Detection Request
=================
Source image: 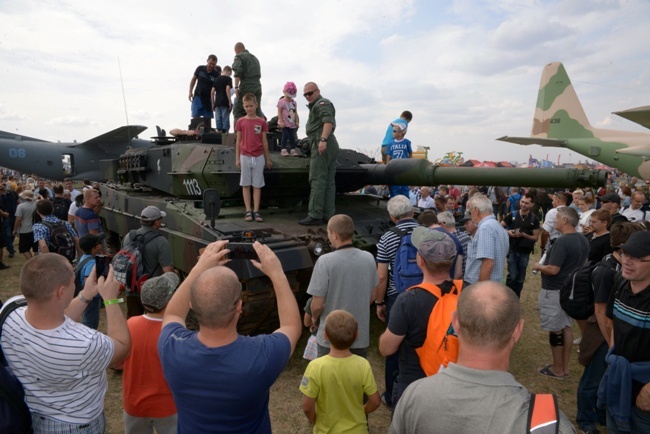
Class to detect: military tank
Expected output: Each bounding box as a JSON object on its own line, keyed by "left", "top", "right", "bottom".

{"left": 99, "top": 130, "right": 607, "bottom": 334}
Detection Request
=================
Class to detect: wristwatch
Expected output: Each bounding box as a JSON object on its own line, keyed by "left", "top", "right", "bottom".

{"left": 320, "top": 137, "right": 327, "bottom": 142}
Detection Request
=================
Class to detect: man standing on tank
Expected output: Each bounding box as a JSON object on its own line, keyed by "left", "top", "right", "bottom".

{"left": 188, "top": 54, "right": 220, "bottom": 129}
{"left": 299, "top": 83, "right": 339, "bottom": 226}
{"left": 232, "top": 42, "right": 262, "bottom": 123}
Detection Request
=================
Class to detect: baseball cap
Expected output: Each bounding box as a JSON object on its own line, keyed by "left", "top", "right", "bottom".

{"left": 140, "top": 272, "right": 180, "bottom": 312}
{"left": 410, "top": 226, "right": 457, "bottom": 263}
{"left": 618, "top": 231, "right": 650, "bottom": 259}
{"left": 599, "top": 192, "right": 621, "bottom": 204}
{"left": 283, "top": 81, "right": 297, "bottom": 98}
{"left": 79, "top": 233, "right": 106, "bottom": 253}
{"left": 140, "top": 206, "right": 166, "bottom": 222}
{"left": 391, "top": 119, "right": 408, "bottom": 132}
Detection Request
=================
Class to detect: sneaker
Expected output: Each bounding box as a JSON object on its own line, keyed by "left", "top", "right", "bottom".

{"left": 290, "top": 149, "right": 299, "bottom": 156}
{"left": 0, "top": 263, "right": 9, "bottom": 270}
{"left": 380, "top": 392, "right": 392, "bottom": 409}
{"left": 281, "top": 149, "right": 289, "bottom": 157}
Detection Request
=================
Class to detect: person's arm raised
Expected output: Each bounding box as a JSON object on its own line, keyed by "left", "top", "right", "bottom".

{"left": 250, "top": 241, "right": 301, "bottom": 354}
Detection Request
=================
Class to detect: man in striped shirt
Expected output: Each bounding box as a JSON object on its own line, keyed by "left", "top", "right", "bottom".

{"left": 375, "top": 195, "right": 418, "bottom": 409}
{"left": 1, "top": 253, "right": 130, "bottom": 432}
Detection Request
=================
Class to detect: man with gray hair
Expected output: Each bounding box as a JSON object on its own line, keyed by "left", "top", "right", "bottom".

{"left": 379, "top": 227, "right": 464, "bottom": 407}
{"left": 437, "top": 211, "right": 470, "bottom": 276}
{"left": 122, "top": 205, "right": 174, "bottom": 317}
{"left": 389, "top": 281, "right": 575, "bottom": 433}
{"left": 465, "top": 194, "right": 509, "bottom": 284}
{"left": 159, "top": 241, "right": 302, "bottom": 433}
{"left": 374, "top": 194, "right": 418, "bottom": 409}
{"left": 533, "top": 207, "right": 588, "bottom": 379}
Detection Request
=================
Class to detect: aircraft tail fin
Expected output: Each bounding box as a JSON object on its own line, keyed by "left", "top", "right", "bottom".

{"left": 531, "top": 62, "right": 594, "bottom": 140}
{"left": 76, "top": 125, "right": 148, "bottom": 151}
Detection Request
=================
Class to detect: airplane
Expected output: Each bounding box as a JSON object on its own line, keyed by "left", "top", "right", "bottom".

{"left": 0, "top": 125, "right": 153, "bottom": 181}
{"left": 498, "top": 62, "right": 650, "bottom": 180}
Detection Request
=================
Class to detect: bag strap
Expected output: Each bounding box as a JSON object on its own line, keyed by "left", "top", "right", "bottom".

{"left": 75, "top": 255, "right": 94, "bottom": 274}
{"left": 408, "top": 280, "right": 464, "bottom": 298}
{"left": 527, "top": 393, "right": 559, "bottom": 434}
{"left": 389, "top": 226, "right": 407, "bottom": 238}
{"left": 0, "top": 297, "right": 28, "bottom": 366}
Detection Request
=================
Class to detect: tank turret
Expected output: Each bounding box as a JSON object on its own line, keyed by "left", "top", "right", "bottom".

{"left": 100, "top": 132, "right": 606, "bottom": 334}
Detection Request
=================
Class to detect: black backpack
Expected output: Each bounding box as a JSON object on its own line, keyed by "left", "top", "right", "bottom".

{"left": 42, "top": 220, "right": 76, "bottom": 261}
{"left": 560, "top": 258, "right": 617, "bottom": 320}
{"left": 52, "top": 197, "right": 71, "bottom": 221}
{"left": 0, "top": 297, "right": 33, "bottom": 434}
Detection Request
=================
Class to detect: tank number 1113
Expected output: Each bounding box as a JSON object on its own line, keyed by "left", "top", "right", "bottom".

{"left": 182, "top": 178, "right": 202, "bottom": 196}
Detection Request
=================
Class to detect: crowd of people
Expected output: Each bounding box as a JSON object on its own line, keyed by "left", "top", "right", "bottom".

{"left": 2, "top": 165, "right": 650, "bottom": 432}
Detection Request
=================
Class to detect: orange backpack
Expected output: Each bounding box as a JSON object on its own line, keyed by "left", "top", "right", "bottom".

{"left": 410, "top": 280, "right": 464, "bottom": 376}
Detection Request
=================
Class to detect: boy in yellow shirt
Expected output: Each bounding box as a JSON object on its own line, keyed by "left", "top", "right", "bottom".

{"left": 299, "top": 310, "right": 380, "bottom": 433}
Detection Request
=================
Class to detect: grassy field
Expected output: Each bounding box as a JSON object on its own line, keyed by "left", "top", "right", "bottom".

{"left": 0, "top": 247, "right": 585, "bottom": 433}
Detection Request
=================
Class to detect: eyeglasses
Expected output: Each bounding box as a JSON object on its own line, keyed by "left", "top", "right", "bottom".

{"left": 619, "top": 251, "right": 650, "bottom": 263}
{"left": 303, "top": 90, "right": 318, "bottom": 97}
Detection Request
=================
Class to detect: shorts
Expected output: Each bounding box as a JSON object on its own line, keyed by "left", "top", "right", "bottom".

{"left": 239, "top": 154, "right": 266, "bottom": 188}
{"left": 18, "top": 232, "right": 37, "bottom": 253}
{"left": 538, "top": 288, "right": 573, "bottom": 332}
{"left": 191, "top": 96, "right": 214, "bottom": 118}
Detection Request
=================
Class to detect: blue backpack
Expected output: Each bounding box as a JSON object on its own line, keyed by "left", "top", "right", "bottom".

{"left": 390, "top": 227, "right": 423, "bottom": 293}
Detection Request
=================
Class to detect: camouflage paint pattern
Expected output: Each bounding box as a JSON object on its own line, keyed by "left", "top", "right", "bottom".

{"left": 499, "top": 62, "right": 650, "bottom": 180}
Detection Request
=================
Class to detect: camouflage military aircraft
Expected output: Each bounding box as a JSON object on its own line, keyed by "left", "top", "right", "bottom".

{"left": 0, "top": 125, "right": 152, "bottom": 180}
{"left": 498, "top": 62, "right": 650, "bottom": 180}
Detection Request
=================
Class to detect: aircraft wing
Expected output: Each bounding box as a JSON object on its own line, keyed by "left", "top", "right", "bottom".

{"left": 0, "top": 130, "right": 50, "bottom": 142}
{"left": 74, "top": 125, "right": 148, "bottom": 150}
{"left": 613, "top": 106, "right": 650, "bottom": 130}
{"left": 497, "top": 136, "right": 567, "bottom": 147}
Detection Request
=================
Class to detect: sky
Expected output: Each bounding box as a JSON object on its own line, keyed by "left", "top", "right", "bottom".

{"left": 1, "top": 0, "right": 649, "bottom": 165}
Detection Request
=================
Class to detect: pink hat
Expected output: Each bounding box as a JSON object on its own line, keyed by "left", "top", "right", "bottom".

{"left": 283, "top": 81, "right": 297, "bottom": 98}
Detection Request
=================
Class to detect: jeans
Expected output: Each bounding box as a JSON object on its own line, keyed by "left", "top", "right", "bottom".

{"left": 505, "top": 250, "right": 531, "bottom": 298}
{"left": 384, "top": 292, "right": 399, "bottom": 407}
{"left": 577, "top": 343, "right": 608, "bottom": 431}
{"left": 3, "top": 218, "right": 15, "bottom": 254}
{"left": 214, "top": 106, "right": 230, "bottom": 132}
{"left": 82, "top": 294, "right": 102, "bottom": 330}
{"left": 607, "top": 406, "right": 650, "bottom": 433}
{"left": 280, "top": 127, "right": 297, "bottom": 150}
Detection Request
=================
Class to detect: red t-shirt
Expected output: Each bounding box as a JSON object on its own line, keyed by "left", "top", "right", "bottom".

{"left": 123, "top": 315, "right": 177, "bottom": 418}
{"left": 235, "top": 116, "right": 268, "bottom": 157}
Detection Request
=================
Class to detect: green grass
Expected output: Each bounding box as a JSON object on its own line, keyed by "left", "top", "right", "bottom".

{"left": 0, "top": 247, "right": 582, "bottom": 433}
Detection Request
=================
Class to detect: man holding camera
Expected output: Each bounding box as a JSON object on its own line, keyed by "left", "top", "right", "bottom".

{"left": 501, "top": 192, "right": 540, "bottom": 298}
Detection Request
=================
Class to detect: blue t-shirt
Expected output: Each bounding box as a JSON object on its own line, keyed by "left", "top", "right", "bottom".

{"left": 158, "top": 323, "right": 291, "bottom": 434}
{"left": 382, "top": 118, "right": 408, "bottom": 147}
{"left": 387, "top": 138, "right": 412, "bottom": 160}
{"left": 509, "top": 193, "right": 521, "bottom": 214}
{"left": 78, "top": 253, "right": 96, "bottom": 286}
{"left": 74, "top": 207, "right": 102, "bottom": 238}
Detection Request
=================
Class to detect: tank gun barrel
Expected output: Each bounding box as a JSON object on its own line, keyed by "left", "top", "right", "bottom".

{"left": 360, "top": 158, "right": 607, "bottom": 188}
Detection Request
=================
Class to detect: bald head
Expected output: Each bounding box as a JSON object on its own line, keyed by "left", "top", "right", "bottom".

{"left": 191, "top": 266, "right": 242, "bottom": 329}
{"left": 234, "top": 42, "right": 245, "bottom": 53}
{"left": 456, "top": 281, "right": 521, "bottom": 351}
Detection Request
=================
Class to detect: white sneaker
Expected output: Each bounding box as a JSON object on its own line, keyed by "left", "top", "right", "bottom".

{"left": 281, "top": 149, "right": 289, "bottom": 157}
{"left": 290, "top": 149, "right": 299, "bottom": 156}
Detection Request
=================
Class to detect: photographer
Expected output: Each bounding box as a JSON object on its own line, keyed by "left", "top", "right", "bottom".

{"left": 501, "top": 192, "right": 540, "bottom": 298}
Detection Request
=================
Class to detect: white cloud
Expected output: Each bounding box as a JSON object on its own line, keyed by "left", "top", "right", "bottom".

{"left": 1, "top": 0, "right": 649, "bottom": 167}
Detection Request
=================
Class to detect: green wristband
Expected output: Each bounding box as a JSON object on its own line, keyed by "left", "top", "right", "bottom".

{"left": 103, "top": 298, "right": 124, "bottom": 306}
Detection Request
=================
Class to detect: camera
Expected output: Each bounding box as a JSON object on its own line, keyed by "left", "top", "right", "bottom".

{"left": 95, "top": 255, "right": 111, "bottom": 278}
{"left": 228, "top": 242, "right": 258, "bottom": 260}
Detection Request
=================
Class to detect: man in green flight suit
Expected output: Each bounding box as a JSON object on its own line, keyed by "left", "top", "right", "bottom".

{"left": 299, "top": 82, "right": 339, "bottom": 226}
{"left": 232, "top": 42, "right": 262, "bottom": 123}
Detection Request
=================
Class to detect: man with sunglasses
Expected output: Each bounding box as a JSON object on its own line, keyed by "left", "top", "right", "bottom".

{"left": 600, "top": 230, "right": 650, "bottom": 433}
{"left": 299, "top": 83, "right": 339, "bottom": 226}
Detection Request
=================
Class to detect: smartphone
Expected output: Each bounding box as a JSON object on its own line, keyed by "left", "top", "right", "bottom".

{"left": 95, "top": 255, "right": 111, "bottom": 278}
{"left": 228, "top": 242, "right": 258, "bottom": 260}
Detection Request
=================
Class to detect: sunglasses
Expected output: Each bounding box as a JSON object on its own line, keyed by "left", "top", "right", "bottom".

{"left": 392, "top": 129, "right": 400, "bottom": 133}
{"left": 303, "top": 90, "right": 318, "bottom": 97}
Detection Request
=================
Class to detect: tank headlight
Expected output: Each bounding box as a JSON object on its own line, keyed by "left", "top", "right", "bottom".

{"left": 313, "top": 242, "right": 324, "bottom": 256}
